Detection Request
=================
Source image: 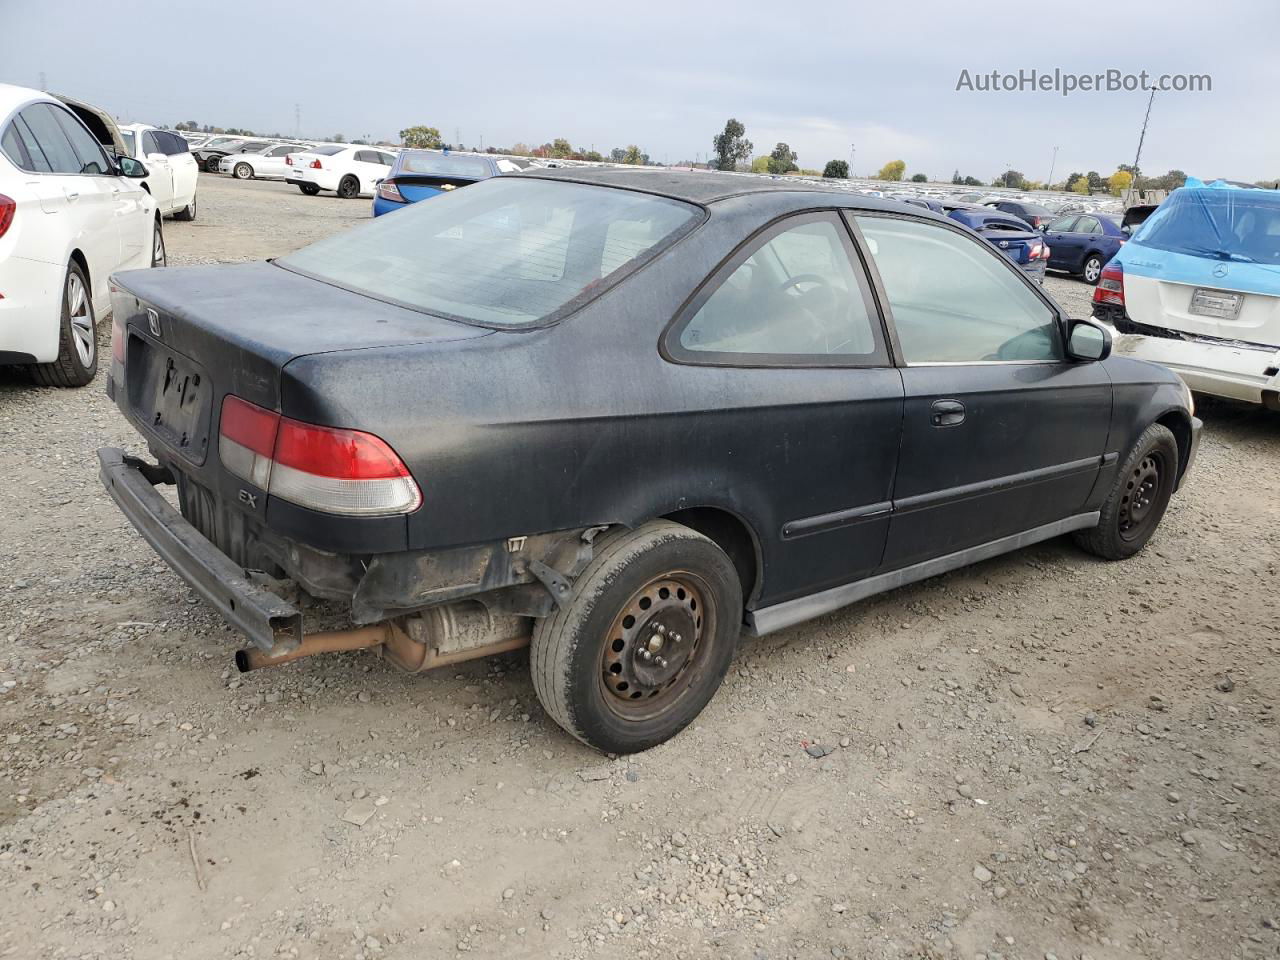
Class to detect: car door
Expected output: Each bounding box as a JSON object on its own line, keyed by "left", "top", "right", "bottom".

{"left": 257, "top": 144, "right": 291, "bottom": 178}
{"left": 161, "top": 132, "right": 198, "bottom": 207}
{"left": 140, "top": 130, "right": 174, "bottom": 213}
{"left": 1042, "top": 215, "right": 1079, "bottom": 270}
{"left": 851, "top": 212, "right": 1111, "bottom": 571}
{"left": 1070, "top": 216, "right": 1106, "bottom": 270}
{"left": 18, "top": 104, "right": 120, "bottom": 301}
{"left": 664, "top": 212, "right": 903, "bottom": 601}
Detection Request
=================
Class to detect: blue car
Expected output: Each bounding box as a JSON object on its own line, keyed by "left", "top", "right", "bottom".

{"left": 1041, "top": 212, "right": 1127, "bottom": 285}
{"left": 946, "top": 208, "right": 1050, "bottom": 282}
{"left": 372, "top": 151, "right": 534, "bottom": 216}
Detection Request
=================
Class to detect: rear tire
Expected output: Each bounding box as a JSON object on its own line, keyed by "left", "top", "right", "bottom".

{"left": 337, "top": 175, "right": 360, "bottom": 199}
{"left": 530, "top": 521, "right": 742, "bottom": 753}
{"left": 152, "top": 219, "right": 167, "bottom": 267}
{"left": 174, "top": 193, "right": 197, "bottom": 221}
{"left": 1082, "top": 254, "right": 1103, "bottom": 285}
{"left": 233, "top": 162, "right": 252, "bottom": 180}
{"left": 1074, "top": 423, "right": 1178, "bottom": 560}
{"left": 30, "top": 261, "right": 96, "bottom": 388}
{"left": 299, "top": 183, "right": 321, "bottom": 196}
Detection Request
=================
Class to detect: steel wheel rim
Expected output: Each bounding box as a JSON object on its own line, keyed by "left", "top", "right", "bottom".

{"left": 1085, "top": 259, "right": 1101, "bottom": 282}
{"left": 1118, "top": 452, "right": 1165, "bottom": 542}
{"left": 153, "top": 227, "right": 165, "bottom": 266}
{"left": 599, "top": 571, "right": 714, "bottom": 722}
{"left": 341, "top": 178, "right": 356, "bottom": 197}
{"left": 67, "top": 273, "right": 94, "bottom": 368}
{"left": 236, "top": 164, "right": 249, "bottom": 179}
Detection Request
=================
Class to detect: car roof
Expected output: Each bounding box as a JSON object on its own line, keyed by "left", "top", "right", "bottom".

{"left": 517, "top": 165, "right": 918, "bottom": 208}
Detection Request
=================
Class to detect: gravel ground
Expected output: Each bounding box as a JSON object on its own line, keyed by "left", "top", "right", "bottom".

{"left": 1, "top": 174, "right": 1277, "bottom": 960}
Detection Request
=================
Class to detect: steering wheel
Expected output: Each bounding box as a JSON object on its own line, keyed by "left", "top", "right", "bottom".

{"left": 778, "top": 273, "right": 831, "bottom": 295}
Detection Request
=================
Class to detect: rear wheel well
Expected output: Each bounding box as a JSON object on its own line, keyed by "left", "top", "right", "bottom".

{"left": 1156, "top": 409, "right": 1192, "bottom": 482}
{"left": 661, "top": 507, "right": 760, "bottom": 604}
{"left": 68, "top": 249, "right": 88, "bottom": 286}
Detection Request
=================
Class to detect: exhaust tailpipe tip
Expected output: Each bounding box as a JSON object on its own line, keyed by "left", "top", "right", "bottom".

{"left": 234, "top": 649, "right": 253, "bottom": 673}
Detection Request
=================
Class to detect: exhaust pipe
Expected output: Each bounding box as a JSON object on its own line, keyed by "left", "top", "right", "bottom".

{"left": 234, "top": 624, "right": 390, "bottom": 673}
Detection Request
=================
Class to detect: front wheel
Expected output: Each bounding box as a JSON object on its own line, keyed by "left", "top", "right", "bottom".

{"left": 1075, "top": 422, "right": 1179, "bottom": 560}
{"left": 530, "top": 521, "right": 742, "bottom": 753}
{"left": 337, "top": 175, "right": 360, "bottom": 199}
{"left": 1082, "top": 254, "right": 1103, "bottom": 285}
{"left": 152, "top": 219, "right": 167, "bottom": 267}
{"left": 233, "top": 162, "right": 252, "bottom": 180}
{"left": 298, "top": 183, "right": 321, "bottom": 196}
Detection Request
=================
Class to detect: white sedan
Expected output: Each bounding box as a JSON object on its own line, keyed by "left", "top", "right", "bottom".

{"left": 119, "top": 123, "right": 198, "bottom": 220}
{"left": 219, "top": 143, "right": 312, "bottom": 181}
{"left": 0, "top": 84, "right": 162, "bottom": 386}
{"left": 286, "top": 145, "right": 396, "bottom": 198}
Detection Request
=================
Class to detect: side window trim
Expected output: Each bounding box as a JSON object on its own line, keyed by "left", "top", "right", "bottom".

{"left": 661, "top": 210, "right": 890, "bottom": 369}
{"left": 843, "top": 210, "right": 1067, "bottom": 368}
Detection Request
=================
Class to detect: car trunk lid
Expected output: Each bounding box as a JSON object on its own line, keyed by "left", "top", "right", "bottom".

{"left": 390, "top": 175, "right": 483, "bottom": 203}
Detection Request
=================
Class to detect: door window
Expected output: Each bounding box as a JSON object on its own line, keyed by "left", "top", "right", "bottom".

{"left": 375, "top": 152, "right": 395, "bottom": 166}
{"left": 16, "top": 105, "right": 82, "bottom": 173}
{"left": 1046, "top": 216, "right": 1077, "bottom": 232}
{"left": 142, "top": 131, "right": 161, "bottom": 156}
{"left": 668, "top": 215, "right": 886, "bottom": 365}
{"left": 1075, "top": 217, "right": 1103, "bottom": 235}
{"left": 855, "top": 215, "right": 1061, "bottom": 364}
{"left": 49, "top": 106, "right": 111, "bottom": 174}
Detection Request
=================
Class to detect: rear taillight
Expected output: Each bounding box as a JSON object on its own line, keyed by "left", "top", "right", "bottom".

{"left": 0, "top": 194, "right": 15, "bottom": 240}
{"left": 1094, "top": 263, "right": 1125, "bottom": 306}
{"left": 377, "top": 179, "right": 405, "bottom": 203}
{"left": 285, "top": 155, "right": 293, "bottom": 166}
{"left": 309, "top": 159, "right": 322, "bottom": 169}
{"left": 111, "top": 316, "right": 125, "bottom": 364}
{"left": 218, "top": 395, "right": 421, "bottom": 516}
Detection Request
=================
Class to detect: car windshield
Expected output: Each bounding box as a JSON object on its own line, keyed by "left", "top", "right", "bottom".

{"left": 119, "top": 130, "right": 135, "bottom": 156}
{"left": 278, "top": 177, "right": 700, "bottom": 328}
{"left": 1135, "top": 189, "right": 1280, "bottom": 266}
{"left": 400, "top": 151, "right": 492, "bottom": 178}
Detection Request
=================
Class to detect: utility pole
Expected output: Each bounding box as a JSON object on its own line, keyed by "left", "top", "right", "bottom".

{"left": 294, "top": 103, "right": 301, "bottom": 138}
{"left": 850, "top": 143, "right": 855, "bottom": 174}
{"left": 1047, "top": 145, "right": 1059, "bottom": 189}
{"left": 455, "top": 127, "right": 461, "bottom": 148}
{"left": 38, "top": 71, "right": 47, "bottom": 91}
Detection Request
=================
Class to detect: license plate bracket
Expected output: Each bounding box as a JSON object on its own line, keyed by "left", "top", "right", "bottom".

{"left": 127, "top": 333, "right": 212, "bottom": 465}
{"left": 1190, "top": 287, "right": 1244, "bottom": 320}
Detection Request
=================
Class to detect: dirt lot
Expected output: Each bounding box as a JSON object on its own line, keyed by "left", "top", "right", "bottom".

{"left": 1, "top": 173, "right": 1277, "bottom": 960}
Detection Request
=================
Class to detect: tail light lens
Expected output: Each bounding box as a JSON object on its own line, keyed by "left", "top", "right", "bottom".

{"left": 0, "top": 194, "right": 15, "bottom": 239}
{"left": 110, "top": 316, "right": 126, "bottom": 364}
{"left": 377, "top": 179, "right": 405, "bottom": 203}
{"left": 285, "top": 155, "right": 293, "bottom": 166}
{"left": 218, "top": 395, "right": 421, "bottom": 515}
{"left": 309, "top": 159, "right": 322, "bottom": 169}
{"left": 1094, "top": 263, "right": 1125, "bottom": 306}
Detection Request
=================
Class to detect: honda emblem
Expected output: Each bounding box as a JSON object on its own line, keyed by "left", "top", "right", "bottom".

{"left": 146, "top": 308, "right": 162, "bottom": 338}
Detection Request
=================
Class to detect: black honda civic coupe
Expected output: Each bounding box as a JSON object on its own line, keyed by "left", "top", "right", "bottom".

{"left": 99, "top": 167, "right": 1200, "bottom": 753}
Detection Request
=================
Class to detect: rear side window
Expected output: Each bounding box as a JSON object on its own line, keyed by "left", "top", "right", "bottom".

{"left": 311, "top": 145, "right": 346, "bottom": 156}
{"left": 856, "top": 215, "right": 1060, "bottom": 364}
{"left": 16, "top": 105, "right": 82, "bottom": 173}
{"left": 669, "top": 215, "right": 885, "bottom": 365}
{"left": 141, "top": 131, "right": 161, "bottom": 156}
{"left": 1076, "top": 217, "right": 1103, "bottom": 234}
{"left": 50, "top": 106, "right": 111, "bottom": 174}
{"left": 1, "top": 121, "right": 33, "bottom": 169}
{"left": 278, "top": 177, "right": 700, "bottom": 328}
{"left": 158, "top": 132, "right": 189, "bottom": 155}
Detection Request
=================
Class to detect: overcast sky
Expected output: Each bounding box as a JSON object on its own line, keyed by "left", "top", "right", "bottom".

{"left": 5, "top": 0, "right": 1277, "bottom": 182}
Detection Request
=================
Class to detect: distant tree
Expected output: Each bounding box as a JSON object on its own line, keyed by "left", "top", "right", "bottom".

{"left": 400, "top": 126, "right": 443, "bottom": 149}
{"left": 711, "top": 118, "right": 752, "bottom": 171}
{"left": 1108, "top": 170, "right": 1134, "bottom": 196}
{"left": 751, "top": 156, "right": 770, "bottom": 173}
{"left": 876, "top": 159, "right": 906, "bottom": 181}
{"left": 351, "top": 138, "right": 369, "bottom": 145}
{"left": 510, "top": 142, "right": 531, "bottom": 156}
{"left": 767, "top": 142, "right": 798, "bottom": 175}
{"left": 1086, "top": 170, "right": 1104, "bottom": 191}
{"left": 1064, "top": 172, "right": 1085, "bottom": 192}
{"left": 582, "top": 150, "right": 603, "bottom": 162}
{"left": 962, "top": 175, "right": 983, "bottom": 187}
{"left": 549, "top": 138, "right": 573, "bottom": 159}
{"left": 823, "top": 159, "right": 849, "bottom": 179}
{"left": 1072, "top": 177, "right": 1091, "bottom": 195}
{"left": 996, "top": 169, "right": 1026, "bottom": 189}
{"left": 1154, "top": 169, "right": 1187, "bottom": 191}
{"left": 910, "top": 172, "right": 928, "bottom": 182}
{"left": 331, "top": 133, "right": 345, "bottom": 143}
{"left": 951, "top": 169, "right": 963, "bottom": 185}
{"left": 622, "top": 145, "right": 645, "bottom": 165}
{"left": 609, "top": 147, "right": 627, "bottom": 163}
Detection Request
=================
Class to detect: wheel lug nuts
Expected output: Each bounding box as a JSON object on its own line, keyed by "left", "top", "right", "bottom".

{"left": 655, "top": 657, "right": 668, "bottom": 669}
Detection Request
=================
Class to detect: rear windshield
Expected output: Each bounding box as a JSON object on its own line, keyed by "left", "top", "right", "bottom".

{"left": 120, "top": 130, "right": 136, "bottom": 156}
{"left": 310, "top": 145, "right": 347, "bottom": 156}
{"left": 400, "top": 151, "right": 492, "bottom": 178}
{"left": 278, "top": 177, "right": 700, "bottom": 328}
{"left": 1135, "top": 189, "right": 1280, "bottom": 266}
{"left": 1019, "top": 203, "right": 1052, "bottom": 215}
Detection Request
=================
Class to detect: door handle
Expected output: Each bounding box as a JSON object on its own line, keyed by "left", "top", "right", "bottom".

{"left": 930, "top": 399, "right": 966, "bottom": 427}
{"left": 65, "top": 190, "right": 80, "bottom": 201}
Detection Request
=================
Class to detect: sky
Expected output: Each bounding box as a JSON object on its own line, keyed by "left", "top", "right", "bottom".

{"left": 4, "top": 0, "right": 1278, "bottom": 182}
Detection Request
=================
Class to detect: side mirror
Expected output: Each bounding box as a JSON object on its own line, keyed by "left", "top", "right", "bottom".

{"left": 117, "top": 156, "right": 149, "bottom": 179}
{"left": 1067, "top": 318, "right": 1111, "bottom": 361}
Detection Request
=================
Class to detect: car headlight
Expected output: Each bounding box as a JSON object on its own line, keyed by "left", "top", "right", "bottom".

{"left": 1180, "top": 378, "right": 1195, "bottom": 417}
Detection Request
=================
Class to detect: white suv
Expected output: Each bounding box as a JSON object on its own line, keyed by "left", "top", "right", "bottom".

{"left": 119, "top": 124, "right": 198, "bottom": 220}
{"left": 0, "top": 84, "right": 161, "bottom": 386}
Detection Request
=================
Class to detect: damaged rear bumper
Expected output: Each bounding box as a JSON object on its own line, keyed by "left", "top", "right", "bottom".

{"left": 98, "top": 447, "right": 303, "bottom": 651}
{"left": 1111, "top": 331, "right": 1280, "bottom": 407}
